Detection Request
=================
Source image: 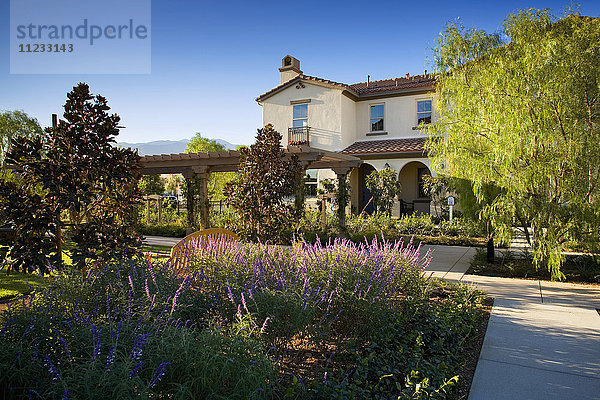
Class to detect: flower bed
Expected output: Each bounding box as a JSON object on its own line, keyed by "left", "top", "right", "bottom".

{"left": 0, "top": 237, "right": 486, "bottom": 399}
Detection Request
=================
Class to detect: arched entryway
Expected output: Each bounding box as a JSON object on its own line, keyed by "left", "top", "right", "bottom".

{"left": 358, "top": 163, "right": 376, "bottom": 215}
{"left": 398, "top": 161, "right": 431, "bottom": 215}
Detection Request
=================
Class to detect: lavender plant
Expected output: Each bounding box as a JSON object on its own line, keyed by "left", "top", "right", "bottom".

{"left": 0, "top": 236, "right": 484, "bottom": 400}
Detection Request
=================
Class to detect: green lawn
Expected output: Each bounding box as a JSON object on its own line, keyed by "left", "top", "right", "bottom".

{"left": 0, "top": 271, "right": 47, "bottom": 301}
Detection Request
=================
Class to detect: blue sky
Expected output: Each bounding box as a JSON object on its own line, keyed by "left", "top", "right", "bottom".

{"left": 1, "top": 0, "right": 599, "bottom": 145}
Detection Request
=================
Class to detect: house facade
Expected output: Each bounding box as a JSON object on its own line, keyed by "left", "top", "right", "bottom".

{"left": 257, "top": 55, "right": 437, "bottom": 216}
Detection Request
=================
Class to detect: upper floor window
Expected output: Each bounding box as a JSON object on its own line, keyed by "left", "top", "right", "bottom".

{"left": 417, "top": 100, "right": 432, "bottom": 125}
{"left": 370, "top": 104, "right": 384, "bottom": 131}
{"left": 293, "top": 103, "right": 308, "bottom": 128}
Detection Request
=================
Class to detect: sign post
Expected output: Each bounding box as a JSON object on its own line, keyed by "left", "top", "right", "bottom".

{"left": 447, "top": 196, "right": 455, "bottom": 225}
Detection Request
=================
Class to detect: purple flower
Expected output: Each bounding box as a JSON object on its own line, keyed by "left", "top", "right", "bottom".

{"left": 44, "top": 355, "right": 60, "bottom": 381}
{"left": 58, "top": 336, "right": 70, "bottom": 357}
{"left": 129, "top": 361, "right": 143, "bottom": 378}
{"left": 241, "top": 292, "right": 249, "bottom": 313}
{"left": 91, "top": 325, "right": 102, "bottom": 361}
{"left": 149, "top": 362, "right": 170, "bottom": 388}
{"left": 260, "top": 317, "right": 270, "bottom": 333}
{"left": 105, "top": 345, "right": 116, "bottom": 370}
{"left": 130, "top": 333, "right": 150, "bottom": 360}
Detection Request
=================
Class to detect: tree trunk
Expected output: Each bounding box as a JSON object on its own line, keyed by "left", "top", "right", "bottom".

{"left": 487, "top": 236, "right": 495, "bottom": 264}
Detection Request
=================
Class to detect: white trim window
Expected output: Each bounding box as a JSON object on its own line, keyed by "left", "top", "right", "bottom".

{"left": 370, "top": 104, "right": 384, "bottom": 132}
{"left": 417, "top": 100, "right": 432, "bottom": 125}
{"left": 292, "top": 103, "right": 308, "bottom": 128}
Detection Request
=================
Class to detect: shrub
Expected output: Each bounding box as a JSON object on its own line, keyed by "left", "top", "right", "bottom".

{"left": 139, "top": 221, "right": 186, "bottom": 238}
{"left": 365, "top": 168, "right": 402, "bottom": 215}
{"left": 225, "top": 124, "right": 303, "bottom": 243}
{"left": 0, "top": 257, "right": 275, "bottom": 399}
{"left": 1, "top": 238, "right": 486, "bottom": 399}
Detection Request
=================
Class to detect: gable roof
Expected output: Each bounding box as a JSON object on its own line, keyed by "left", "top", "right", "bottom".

{"left": 256, "top": 74, "right": 436, "bottom": 102}
{"left": 340, "top": 137, "right": 427, "bottom": 155}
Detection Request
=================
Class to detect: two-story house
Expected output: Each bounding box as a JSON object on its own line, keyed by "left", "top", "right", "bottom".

{"left": 257, "top": 55, "right": 436, "bottom": 215}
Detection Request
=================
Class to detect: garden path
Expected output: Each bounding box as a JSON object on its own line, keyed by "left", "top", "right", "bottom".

{"left": 422, "top": 244, "right": 600, "bottom": 400}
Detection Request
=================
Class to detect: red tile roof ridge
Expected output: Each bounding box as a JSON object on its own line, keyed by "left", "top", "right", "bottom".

{"left": 256, "top": 73, "right": 436, "bottom": 102}
{"left": 340, "top": 137, "right": 427, "bottom": 155}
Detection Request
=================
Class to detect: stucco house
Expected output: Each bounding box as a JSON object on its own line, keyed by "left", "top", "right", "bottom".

{"left": 257, "top": 55, "right": 436, "bottom": 216}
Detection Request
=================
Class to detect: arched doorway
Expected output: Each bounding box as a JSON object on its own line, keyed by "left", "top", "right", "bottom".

{"left": 398, "top": 161, "right": 431, "bottom": 215}
{"left": 358, "top": 163, "right": 376, "bottom": 215}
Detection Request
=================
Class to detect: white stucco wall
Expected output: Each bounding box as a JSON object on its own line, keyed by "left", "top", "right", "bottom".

{"left": 340, "top": 95, "right": 357, "bottom": 148}
{"left": 261, "top": 80, "right": 437, "bottom": 150}
{"left": 261, "top": 82, "right": 344, "bottom": 151}
{"left": 355, "top": 94, "right": 435, "bottom": 141}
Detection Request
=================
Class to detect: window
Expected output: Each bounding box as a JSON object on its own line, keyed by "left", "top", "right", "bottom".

{"left": 293, "top": 103, "right": 308, "bottom": 128}
{"left": 417, "top": 100, "right": 432, "bottom": 125}
{"left": 304, "top": 169, "right": 317, "bottom": 197}
{"left": 370, "top": 104, "right": 384, "bottom": 131}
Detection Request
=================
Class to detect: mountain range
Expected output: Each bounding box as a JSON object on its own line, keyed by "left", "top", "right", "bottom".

{"left": 116, "top": 139, "right": 238, "bottom": 156}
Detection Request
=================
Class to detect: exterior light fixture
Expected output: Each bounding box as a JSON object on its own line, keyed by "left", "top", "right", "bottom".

{"left": 384, "top": 163, "right": 391, "bottom": 169}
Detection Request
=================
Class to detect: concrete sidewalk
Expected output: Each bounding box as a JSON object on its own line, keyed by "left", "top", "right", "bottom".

{"left": 143, "top": 235, "right": 181, "bottom": 247}
{"left": 421, "top": 245, "right": 600, "bottom": 400}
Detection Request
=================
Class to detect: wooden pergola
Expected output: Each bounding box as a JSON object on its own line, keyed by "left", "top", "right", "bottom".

{"left": 139, "top": 145, "right": 362, "bottom": 234}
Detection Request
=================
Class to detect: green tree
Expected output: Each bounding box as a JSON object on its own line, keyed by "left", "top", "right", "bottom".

{"left": 185, "top": 132, "right": 234, "bottom": 201}
{"left": 0, "top": 111, "right": 43, "bottom": 164}
{"left": 165, "top": 174, "right": 182, "bottom": 196}
{"left": 365, "top": 168, "right": 401, "bottom": 216}
{"left": 423, "top": 175, "right": 505, "bottom": 262}
{"left": 139, "top": 174, "right": 165, "bottom": 195}
{"left": 426, "top": 11, "right": 600, "bottom": 279}
{"left": 0, "top": 83, "right": 142, "bottom": 272}
{"left": 225, "top": 124, "right": 303, "bottom": 243}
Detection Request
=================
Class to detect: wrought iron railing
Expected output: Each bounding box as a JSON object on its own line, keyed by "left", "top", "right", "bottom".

{"left": 288, "top": 126, "right": 310, "bottom": 146}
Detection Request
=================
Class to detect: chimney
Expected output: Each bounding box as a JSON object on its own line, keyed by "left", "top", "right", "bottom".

{"left": 367, "top": 75, "right": 370, "bottom": 87}
{"left": 279, "top": 55, "right": 302, "bottom": 84}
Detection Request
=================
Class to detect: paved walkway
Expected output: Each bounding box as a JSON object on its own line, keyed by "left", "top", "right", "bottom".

{"left": 421, "top": 244, "right": 600, "bottom": 400}
{"left": 144, "top": 235, "right": 181, "bottom": 247}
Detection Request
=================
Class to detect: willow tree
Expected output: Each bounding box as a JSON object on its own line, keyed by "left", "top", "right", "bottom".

{"left": 426, "top": 10, "right": 600, "bottom": 279}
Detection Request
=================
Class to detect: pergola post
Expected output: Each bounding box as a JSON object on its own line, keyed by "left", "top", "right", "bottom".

{"left": 157, "top": 195, "right": 162, "bottom": 224}
{"left": 196, "top": 168, "right": 210, "bottom": 230}
{"left": 295, "top": 162, "right": 309, "bottom": 216}
{"left": 332, "top": 166, "right": 353, "bottom": 231}
{"left": 183, "top": 171, "right": 198, "bottom": 235}
{"left": 146, "top": 196, "right": 151, "bottom": 223}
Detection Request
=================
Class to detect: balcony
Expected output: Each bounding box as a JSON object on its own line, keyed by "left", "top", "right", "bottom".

{"left": 288, "top": 126, "right": 310, "bottom": 146}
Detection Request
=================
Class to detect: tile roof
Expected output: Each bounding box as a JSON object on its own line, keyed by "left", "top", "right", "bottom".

{"left": 256, "top": 73, "right": 435, "bottom": 102}
{"left": 350, "top": 75, "right": 436, "bottom": 95}
{"left": 340, "top": 137, "right": 427, "bottom": 155}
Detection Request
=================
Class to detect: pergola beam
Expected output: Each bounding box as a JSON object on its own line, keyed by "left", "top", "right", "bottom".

{"left": 138, "top": 146, "right": 363, "bottom": 235}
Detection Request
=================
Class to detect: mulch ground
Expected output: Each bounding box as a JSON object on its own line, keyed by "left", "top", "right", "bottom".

{"left": 454, "top": 296, "right": 494, "bottom": 399}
